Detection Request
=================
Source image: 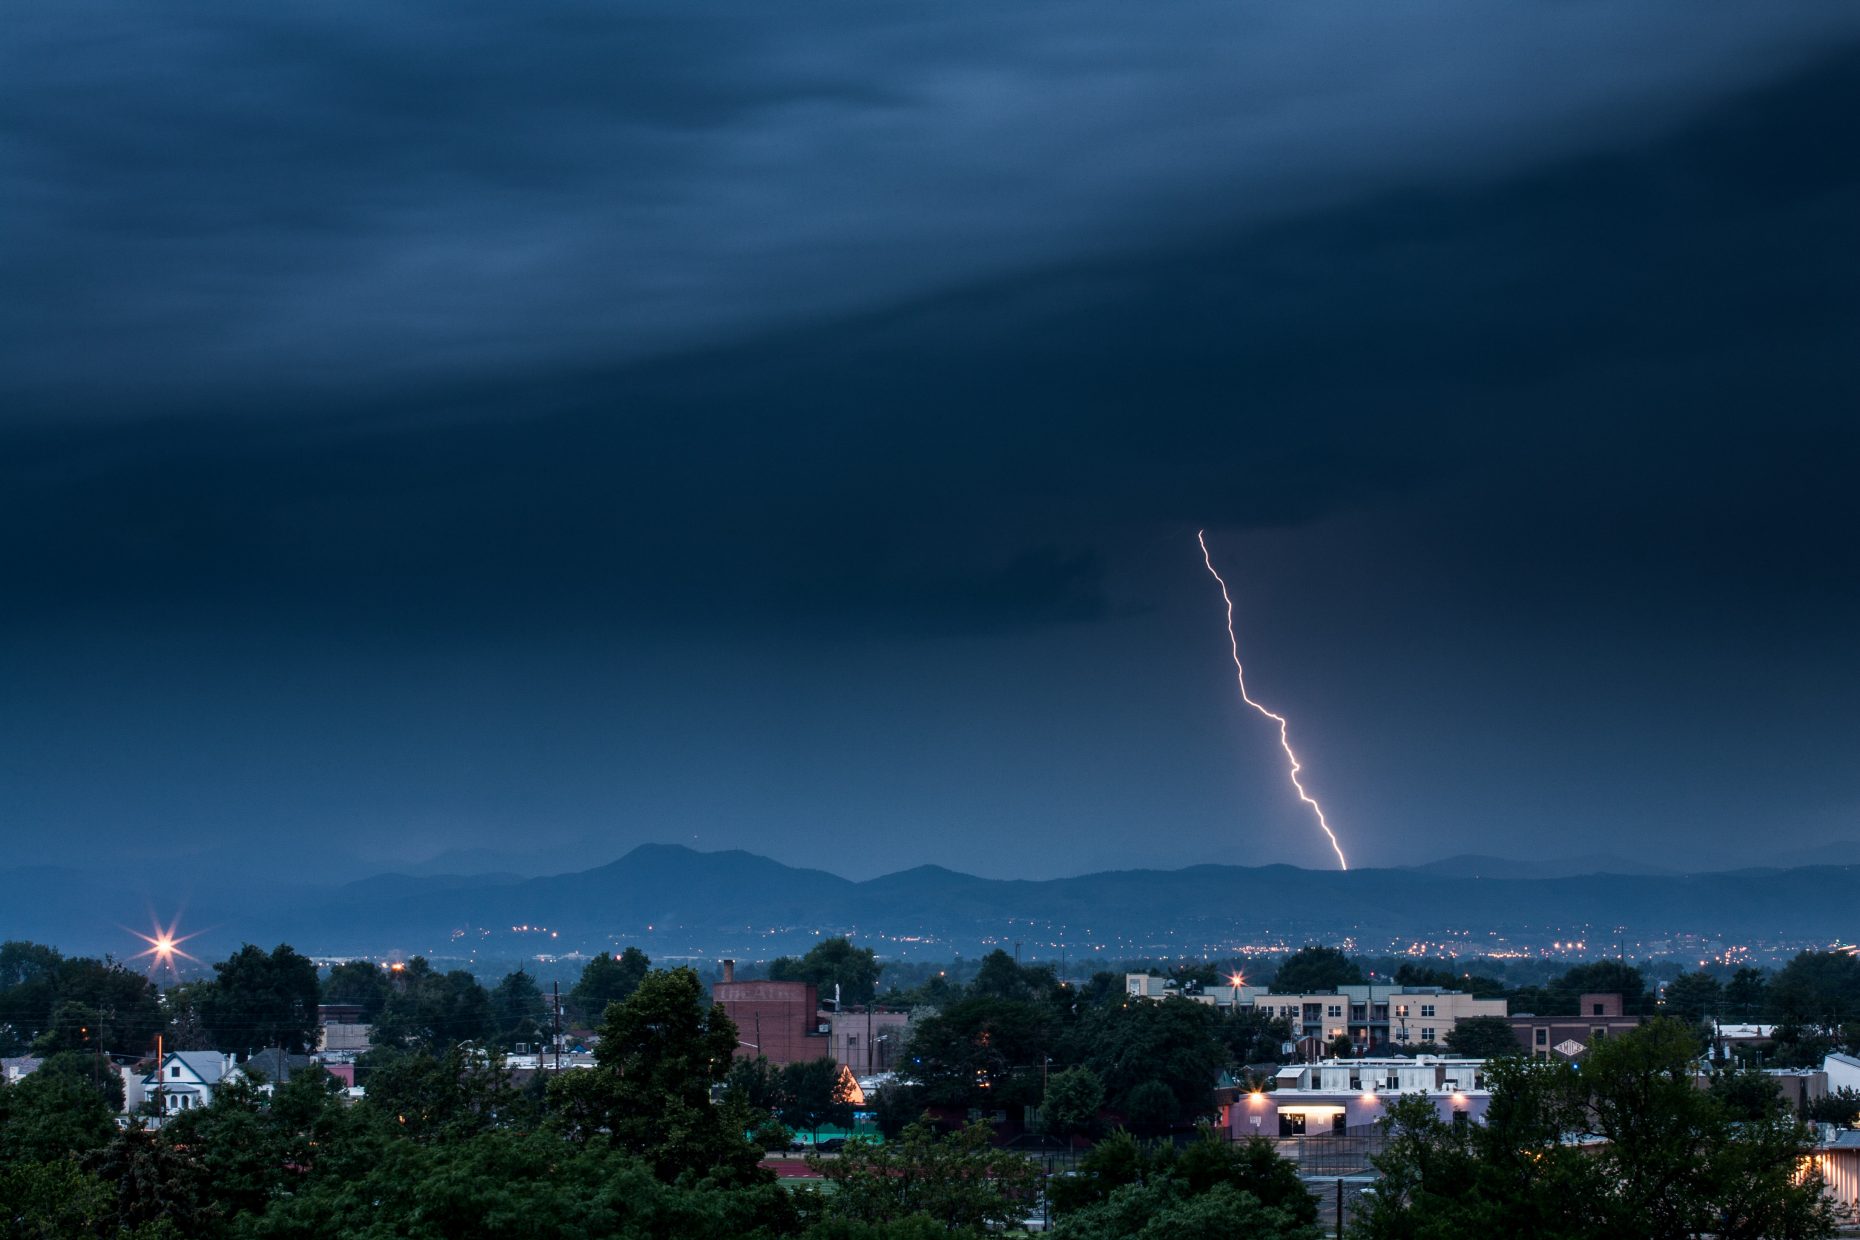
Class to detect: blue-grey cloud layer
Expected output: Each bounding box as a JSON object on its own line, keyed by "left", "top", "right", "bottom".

{"left": 1, "top": 3, "right": 1856, "bottom": 879}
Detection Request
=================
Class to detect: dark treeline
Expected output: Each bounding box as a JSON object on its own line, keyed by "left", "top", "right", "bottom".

{"left": 3, "top": 936, "right": 1856, "bottom": 1237}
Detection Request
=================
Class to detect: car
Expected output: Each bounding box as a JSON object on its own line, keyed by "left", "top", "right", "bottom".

{"left": 815, "top": 1137, "right": 848, "bottom": 1153}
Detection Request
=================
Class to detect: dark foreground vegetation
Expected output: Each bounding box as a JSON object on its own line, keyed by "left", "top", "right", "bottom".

{"left": 3, "top": 936, "right": 1855, "bottom": 1237}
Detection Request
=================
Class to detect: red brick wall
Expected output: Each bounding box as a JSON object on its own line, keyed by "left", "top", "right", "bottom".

{"left": 712, "top": 979, "right": 826, "bottom": 1066}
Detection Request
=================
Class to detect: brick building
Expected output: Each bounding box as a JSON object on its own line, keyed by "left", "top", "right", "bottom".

{"left": 710, "top": 960, "right": 829, "bottom": 1065}
{"left": 1508, "top": 992, "right": 1646, "bottom": 1062}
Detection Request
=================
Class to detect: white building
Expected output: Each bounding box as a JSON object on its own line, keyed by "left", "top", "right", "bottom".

{"left": 128, "top": 1051, "right": 237, "bottom": 1116}
{"left": 1825, "top": 1052, "right": 1860, "bottom": 1096}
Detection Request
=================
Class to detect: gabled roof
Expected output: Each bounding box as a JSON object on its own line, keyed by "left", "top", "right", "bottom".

{"left": 145, "top": 1050, "right": 230, "bottom": 1086}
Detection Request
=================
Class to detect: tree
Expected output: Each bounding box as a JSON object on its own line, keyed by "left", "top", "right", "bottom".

{"left": 1807, "top": 1086, "right": 1860, "bottom": 1127}
{"left": 33, "top": 999, "right": 107, "bottom": 1055}
{"left": 371, "top": 959, "right": 496, "bottom": 1051}
{"left": 241, "top": 1128, "right": 796, "bottom": 1240}
{"left": 162, "top": 980, "right": 217, "bottom": 1051}
{"left": 0, "top": 1061, "right": 118, "bottom": 1164}
{"left": 1772, "top": 951, "right": 1860, "bottom": 1028}
{"left": 1552, "top": 960, "right": 1650, "bottom": 1014}
{"left": 1076, "top": 996, "right": 1225, "bottom": 1127}
{"left": 88, "top": 1122, "right": 219, "bottom": 1237}
{"left": 1394, "top": 963, "right": 1504, "bottom": 998}
{"left": 1271, "top": 946, "right": 1362, "bottom": 993}
{"left": 1055, "top": 1181, "right": 1320, "bottom": 1240}
{"left": 1049, "top": 1126, "right": 1316, "bottom": 1233}
{"left": 1174, "top": 1131, "right": 1315, "bottom": 1222}
{"left": 1357, "top": 1020, "right": 1838, "bottom": 1240}
{"left": 489, "top": 970, "right": 548, "bottom": 1049}
{"left": 1580, "top": 1018, "right": 1833, "bottom": 1238}
{"left": 811, "top": 1119, "right": 1039, "bottom": 1233}
{"left": 965, "top": 950, "right": 1047, "bottom": 1003}
{"left": 566, "top": 947, "right": 650, "bottom": 1025}
{"left": 723, "top": 1053, "right": 786, "bottom": 1132}
{"left": 1661, "top": 970, "right": 1723, "bottom": 1026}
{"left": 1040, "top": 1066, "right": 1105, "bottom": 1140}
{"left": 1444, "top": 1015, "right": 1521, "bottom": 1058}
{"left": 768, "top": 937, "right": 884, "bottom": 1007}
{"left": 0, "top": 1157, "right": 117, "bottom": 1238}
{"left": 0, "top": 940, "right": 65, "bottom": 1053}
{"left": 1724, "top": 967, "right": 1771, "bottom": 1021}
{"left": 546, "top": 966, "right": 763, "bottom": 1185}
{"left": 780, "top": 1057, "right": 855, "bottom": 1139}
{"left": 320, "top": 960, "right": 391, "bottom": 1021}
{"left": 1122, "top": 1080, "right": 1178, "bottom": 1136}
{"left": 1218, "top": 1007, "right": 1292, "bottom": 1067}
{"left": 907, "top": 996, "right": 1052, "bottom": 1110}
{"left": 200, "top": 943, "right": 321, "bottom": 1055}
{"left": 359, "top": 1045, "right": 528, "bottom": 1141}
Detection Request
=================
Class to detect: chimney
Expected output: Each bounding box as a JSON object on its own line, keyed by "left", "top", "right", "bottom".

{"left": 721, "top": 959, "right": 735, "bottom": 984}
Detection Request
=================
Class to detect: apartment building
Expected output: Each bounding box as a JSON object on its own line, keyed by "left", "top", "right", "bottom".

{"left": 1123, "top": 973, "right": 1504, "bottom": 1051}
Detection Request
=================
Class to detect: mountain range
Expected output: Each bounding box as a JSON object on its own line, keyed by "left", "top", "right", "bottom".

{"left": 4, "top": 843, "right": 1857, "bottom": 963}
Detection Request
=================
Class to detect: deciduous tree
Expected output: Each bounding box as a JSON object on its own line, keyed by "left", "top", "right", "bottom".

{"left": 200, "top": 943, "right": 321, "bottom": 1055}
{"left": 1271, "top": 946, "right": 1363, "bottom": 993}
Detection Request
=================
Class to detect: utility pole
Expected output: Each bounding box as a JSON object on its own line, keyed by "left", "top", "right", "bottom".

{"left": 552, "top": 982, "right": 561, "bottom": 1073}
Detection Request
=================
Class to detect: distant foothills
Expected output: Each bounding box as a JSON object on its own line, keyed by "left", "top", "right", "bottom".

{"left": 4, "top": 844, "right": 1858, "bottom": 964}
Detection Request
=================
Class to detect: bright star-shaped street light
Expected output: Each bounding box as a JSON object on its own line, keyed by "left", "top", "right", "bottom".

{"left": 127, "top": 916, "right": 201, "bottom": 974}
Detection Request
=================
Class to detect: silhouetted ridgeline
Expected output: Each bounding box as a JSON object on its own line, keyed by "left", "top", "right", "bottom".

{"left": 3, "top": 844, "right": 1857, "bottom": 959}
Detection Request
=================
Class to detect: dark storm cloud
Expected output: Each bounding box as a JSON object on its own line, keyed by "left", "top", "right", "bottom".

{"left": 5, "top": 36, "right": 1859, "bottom": 641}
{"left": 5, "top": 2, "right": 1858, "bottom": 410}
{"left": 2, "top": 3, "right": 1859, "bottom": 880}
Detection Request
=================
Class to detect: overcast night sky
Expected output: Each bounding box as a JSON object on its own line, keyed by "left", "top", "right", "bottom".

{"left": 3, "top": 3, "right": 1858, "bottom": 885}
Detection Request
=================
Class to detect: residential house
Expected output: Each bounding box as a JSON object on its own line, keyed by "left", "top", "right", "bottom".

{"left": 132, "top": 1051, "right": 236, "bottom": 1116}
{"left": 241, "top": 1049, "right": 316, "bottom": 1088}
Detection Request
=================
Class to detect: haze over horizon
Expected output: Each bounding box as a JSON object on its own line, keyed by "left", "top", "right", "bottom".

{"left": 4, "top": 3, "right": 1858, "bottom": 888}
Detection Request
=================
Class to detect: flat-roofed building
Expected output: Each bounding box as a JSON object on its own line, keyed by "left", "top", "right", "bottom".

{"left": 1508, "top": 992, "right": 1646, "bottom": 1063}
{"left": 1231, "top": 1055, "right": 1490, "bottom": 1139}
{"left": 1123, "top": 973, "right": 1504, "bottom": 1052}
{"left": 710, "top": 959, "right": 829, "bottom": 1066}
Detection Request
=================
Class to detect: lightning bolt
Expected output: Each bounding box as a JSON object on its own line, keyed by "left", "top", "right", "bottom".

{"left": 1197, "top": 529, "right": 1349, "bottom": 871}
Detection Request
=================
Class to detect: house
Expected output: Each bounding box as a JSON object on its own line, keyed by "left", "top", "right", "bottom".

{"left": 132, "top": 1051, "right": 237, "bottom": 1115}
{"left": 1231, "top": 1055, "right": 1490, "bottom": 1139}
{"left": 241, "top": 1049, "right": 316, "bottom": 1088}
{"left": 1508, "top": 992, "right": 1646, "bottom": 1063}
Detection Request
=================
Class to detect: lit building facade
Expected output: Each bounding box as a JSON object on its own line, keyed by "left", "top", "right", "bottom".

{"left": 1230, "top": 1056, "right": 1490, "bottom": 1139}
